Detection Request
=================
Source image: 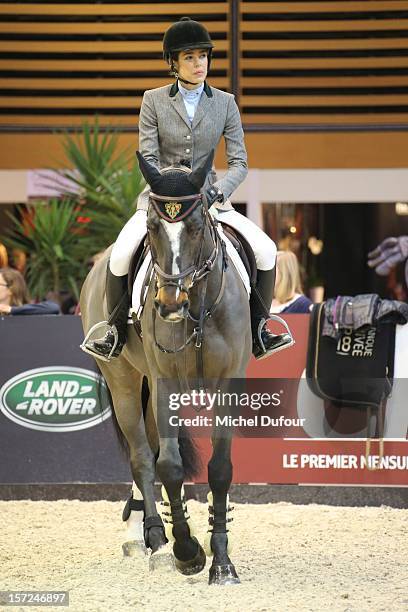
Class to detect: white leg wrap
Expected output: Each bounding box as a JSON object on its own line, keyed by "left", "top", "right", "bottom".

{"left": 122, "top": 483, "right": 146, "bottom": 557}
{"left": 125, "top": 512, "right": 145, "bottom": 543}
{"left": 214, "top": 208, "right": 277, "bottom": 270}
{"left": 110, "top": 209, "right": 148, "bottom": 276}
{"left": 204, "top": 491, "right": 234, "bottom": 557}
{"left": 160, "top": 485, "right": 195, "bottom": 542}
{"left": 124, "top": 483, "right": 144, "bottom": 541}
{"left": 132, "top": 482, "right": 143, "bottom": 498}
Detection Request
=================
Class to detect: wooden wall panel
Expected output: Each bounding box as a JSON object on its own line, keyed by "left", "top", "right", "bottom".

{"left": 1, "top": 1, "right": 408, "bottom": 169}
{"left": 1, "top": 131, "right": 408, "bottom": 170}
{"left": 0, "top": 1, "right": 229, "bottom": 125}
{"left": 240, "top": 0, "right": 408, "bottom": 127}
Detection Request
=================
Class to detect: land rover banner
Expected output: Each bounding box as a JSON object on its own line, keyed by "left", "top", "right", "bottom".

{"left": 0, "top": 315, "right": 407, "bottom": 485}
{"left": 0, "top": 316, "right": 131, "bottom": 484}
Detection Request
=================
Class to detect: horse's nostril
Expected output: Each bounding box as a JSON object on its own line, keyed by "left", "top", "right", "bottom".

{"left": 154, "top": 299, "right": 167, "bottom": 317}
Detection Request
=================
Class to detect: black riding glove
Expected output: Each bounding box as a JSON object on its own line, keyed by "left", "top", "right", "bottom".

{"left": 204, "top": 186, "right": 224, "bottom": 207}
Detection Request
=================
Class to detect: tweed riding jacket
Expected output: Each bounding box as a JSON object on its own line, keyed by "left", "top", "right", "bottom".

{"left": 137, "top": 81, "right": 248, "bottom": 211}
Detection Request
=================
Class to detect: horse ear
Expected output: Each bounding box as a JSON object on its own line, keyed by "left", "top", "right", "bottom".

{"left": 136, "top": 151, "right": 162, "bottom": 188}
{"left": 188, "top": 150, "right": 215, "bottom": 190}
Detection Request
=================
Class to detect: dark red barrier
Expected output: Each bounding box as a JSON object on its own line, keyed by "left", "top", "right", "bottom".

{"left": 1, "top": 315, "right": 407, "bottom": 486}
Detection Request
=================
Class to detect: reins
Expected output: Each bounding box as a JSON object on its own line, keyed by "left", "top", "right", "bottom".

{"left": 147, "top": 193, "right": 228, "bottom": 397}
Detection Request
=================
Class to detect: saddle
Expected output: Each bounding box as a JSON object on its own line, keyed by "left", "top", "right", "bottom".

{"left": 220, "top": 223, "right": 257, "bottom": 286}
{"left": 306, "top": 300, "right": 396, "bottom": 467}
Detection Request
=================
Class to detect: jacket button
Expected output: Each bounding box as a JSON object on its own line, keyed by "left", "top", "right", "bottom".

{"left": 185, "top": 148, "right": 190, "bottom": 153}
{"left": 186, "top": 135, "right": 191, "bottom": 140}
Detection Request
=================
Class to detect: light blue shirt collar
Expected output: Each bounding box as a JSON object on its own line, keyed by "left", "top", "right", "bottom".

{"left": 178, "top": 81, "right": 204, "bottom": 99}
{"left": 178, "top": 81, "right": 204, "bottom": 123}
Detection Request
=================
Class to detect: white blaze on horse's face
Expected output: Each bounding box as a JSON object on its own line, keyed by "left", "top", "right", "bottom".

{"left": 156, "top": 218, "right": 190, "bottom": 321}
{"left": 161, "top": 219, "right": 184, "bottom": 276}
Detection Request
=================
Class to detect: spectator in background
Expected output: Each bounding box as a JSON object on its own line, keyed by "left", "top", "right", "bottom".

{"left": 0, "top": 267, "right": 60, "bottom": 316}
{"left": 0, "top": 243, "right": 8, "bottom": 267}
{"left": 271, "top": 251, "right": 312, "bottom": 314}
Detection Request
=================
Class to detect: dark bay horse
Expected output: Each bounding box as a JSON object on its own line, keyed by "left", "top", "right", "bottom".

{"left": 80, "top": 151, "right": 252, "bottom": 585}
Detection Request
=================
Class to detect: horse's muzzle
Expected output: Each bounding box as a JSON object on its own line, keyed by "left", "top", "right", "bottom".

{"left": 154, "top": 287, "right": 189, "bottom": 321}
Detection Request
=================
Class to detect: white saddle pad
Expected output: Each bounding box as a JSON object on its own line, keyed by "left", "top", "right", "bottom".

{"left": 131, "top": 251, "right": 153, "bottom": 315}
{"left": 130, "top": 229, "right": 251, "bottom": 315}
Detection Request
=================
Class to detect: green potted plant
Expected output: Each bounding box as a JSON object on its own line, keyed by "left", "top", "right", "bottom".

{"left": 3, "top": 198, "right": 86, "bottom": 302}
{"left": 2, "top": 117, "right": 145, "bottom": 305}
{"left": 50, "top": 118, "right": 144, "bottom": 253}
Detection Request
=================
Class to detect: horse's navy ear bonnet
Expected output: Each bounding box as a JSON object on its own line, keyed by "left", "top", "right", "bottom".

{"left": 149, "top": 192, "right": 203, "bottom": 223}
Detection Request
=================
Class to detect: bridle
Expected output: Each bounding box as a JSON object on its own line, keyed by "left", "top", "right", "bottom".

{"left": 146, "top": 187, "right": 228, "bottom": 397}
{"left": 148, "top": 191, "right": 220, "bottom": 302}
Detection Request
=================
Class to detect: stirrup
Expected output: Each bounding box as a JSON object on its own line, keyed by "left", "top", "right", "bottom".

{"left": 80, "top": 321, "right": 119, "bottom": 362}
{"left": 255, "top": 314, "right": 295, "bottom": 360}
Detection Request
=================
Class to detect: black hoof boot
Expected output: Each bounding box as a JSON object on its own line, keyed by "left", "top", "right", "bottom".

{"left": 209, "top": 563, "right": 240, "bottom": 585}
{"left": 174, "top": 538, "right": 206, "bottom": 576}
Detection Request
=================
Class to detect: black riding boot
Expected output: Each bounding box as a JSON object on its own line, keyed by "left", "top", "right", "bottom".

{"left": 86, "top": 268, "right": 129, "bottom": 360}
{"left": 251, "top": 268, "right": 293, "bottom": 360}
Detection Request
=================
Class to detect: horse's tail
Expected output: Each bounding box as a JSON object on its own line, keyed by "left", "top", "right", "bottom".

{"left": 96, "top": 368, "right": 201, "bottom": 479}
{"left": 178, "top": 424, "right": 202, "bottom": 481}
{"left": 95, "top": 366, "right": 130, "bottom": 457}
{"left": 106, "top": 382, "right": 130, "bottom": 456}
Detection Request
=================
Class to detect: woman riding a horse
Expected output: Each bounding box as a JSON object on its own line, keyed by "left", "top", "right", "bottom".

{"left": 83, "top": 16, "right": 292, "bottom": 362}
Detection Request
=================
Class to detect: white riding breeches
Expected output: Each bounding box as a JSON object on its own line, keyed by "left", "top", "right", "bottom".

{"left": 214, "top": 208, "right": 276, "bottom": 271}
{"left": 110, "top": 209, "right": 148, "bottom": 276}
{"left": 109, "top": 207, "right": 276, "bottom": 276}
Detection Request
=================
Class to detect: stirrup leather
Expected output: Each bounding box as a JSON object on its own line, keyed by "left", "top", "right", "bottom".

{"left": 80, "top": 321, "right": 120, "bottom": 362}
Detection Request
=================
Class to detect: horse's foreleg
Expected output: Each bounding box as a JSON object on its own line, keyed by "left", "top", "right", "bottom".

{"left": 207, "top": 434, "right": 240, "bottom": 585}
{"left": 156, "top": 436, "right": 206, "bottom": 575}
{"left": 101, "top": 369, "right": 167, "bottom": 559}
{"left": 125, "top": 417, "right": 168, "bottom": 558}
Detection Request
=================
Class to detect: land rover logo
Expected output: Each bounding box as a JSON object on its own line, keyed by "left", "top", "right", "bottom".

{"left": 0, "top": 366, "right": 111, "bottom": 432}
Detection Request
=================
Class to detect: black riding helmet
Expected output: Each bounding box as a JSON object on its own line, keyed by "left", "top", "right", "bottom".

{"left": 163, "top": 16, "right": 214, "bottom": 71}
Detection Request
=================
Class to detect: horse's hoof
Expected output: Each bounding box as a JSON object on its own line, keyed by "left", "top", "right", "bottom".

{"left": 149, "top": 545, "right": 176, "bottom": 572}
{"left": 209, "top": 563, "right": 240, "bottom": 586}
{"left": 122, "top": 540, "right": 147, "bottom": 557}
{"left": 174, "top": 540, "right": 206, "bottom": 576}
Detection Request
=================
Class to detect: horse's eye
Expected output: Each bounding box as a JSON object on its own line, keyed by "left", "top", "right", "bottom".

{"left": 147, "top": 220, "right": 158, "bottom": 232}
{"left": 185, "top": 216, "right": 201, "bottom": 234}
